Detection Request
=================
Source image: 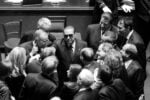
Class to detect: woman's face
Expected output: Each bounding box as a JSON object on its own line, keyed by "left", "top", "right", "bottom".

{"left": 96, "top": 45, "right": 106, "bottom": 59}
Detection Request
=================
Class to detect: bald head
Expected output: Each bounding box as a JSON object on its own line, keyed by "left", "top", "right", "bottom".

{"left": 41, "top": 56, "right": 58, "bottom": 75}
{"left": 37, "top": 17, "right": 52, "bottom": 31}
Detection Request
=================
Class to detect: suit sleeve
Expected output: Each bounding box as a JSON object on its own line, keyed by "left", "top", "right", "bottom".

{"left": 18, "top": 75, "right": 36, "bottom": 100}
{"left": 120, "top": 80, "right": 136, "bottom": 100}
{"left": 133, "top": 68, "right": 146, "bottom": 99}
{"left": 98, "top": 93, "right": 111, "bottom": 100}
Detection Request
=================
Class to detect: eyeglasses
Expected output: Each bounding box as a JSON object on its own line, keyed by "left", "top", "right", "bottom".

{"left": 64, "top": 34, "right": 73, "bottom": 38}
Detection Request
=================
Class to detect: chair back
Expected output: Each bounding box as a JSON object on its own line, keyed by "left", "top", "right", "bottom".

{"left": 2, "top": 20, "right": 22, "bottom": 41}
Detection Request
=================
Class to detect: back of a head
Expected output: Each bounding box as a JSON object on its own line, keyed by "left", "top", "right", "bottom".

{"left": 96, "top": 42, "right": 113, "bottom": 59}
{"left": 69, "top": 64, "right": 82, "bottom": 82}
{"left": 77, "top": 69, "right": 94, "bottom": 87}
{"left": 64, "top": 26, "right": 75, "bottom": 34}
{"left": 80, "top": 47, "right": 94, "bottom": 62}
{"left": 0, "top": 59, "right": 12, "bottom": 78}
{"left": 98, "top": 64, "right": 112, "bottom": 85}
{"left": 104, "top": 49, "right": 123, "bottom": 70}
{"left": 98, "top": 42, "right": 113, "bottom": 52}
{"left": 122, "top": 43, "right": 137, "bottom": 55}
{"left": 35, "top": 29, "right": 48, "bottom": 40}
{"left": 102, "top": 30, "right": 118, "bottom": 43}
{"left": 41, "top": 56, "right": 58, "bottom": 75}
{"left": 37, "top": 17, "right": 52, "bottom": 31}
{"left": 7, "top": 47, "right": 27, "bottom": 68}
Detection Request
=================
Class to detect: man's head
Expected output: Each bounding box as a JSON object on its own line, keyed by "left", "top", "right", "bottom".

{"left": 40, "top": 47, "right": 56, "bottom": 60}
{"left": 100, "top": 12, "right": 113, "bottom": 29}
{"left": 97, "top": 64, "right": 112, "bottom": 84}
{"left": 121, "top": 43, "right": 137, "bottom": 61}
{"left": 101, "top": 31, "right": 118, "bottom": 43}
{"left": 35, "top": 29, "right": 49, "bottom": 48}
{"left": 37, "top": 17, "right": 52, "bottom": 32}
{"left": 77, "top": 69, "right": 94, "bottom": 88}
{"left": 104, "top": 49, "right": 123, "bottom": 69}
{"left": 117, "top": 17, "right": 133, "bottom": 35}
{"left": 67, "top": 64, "right": 82, "bottom": 82}
{"left": 41, "top": 56, "right": 58, "bottom": 77}
{"left": 63, "top": 26, "right": 75, "bottom": 48}
{"left": 96, "top": 42, "right": 113, "bottom": 60}
{"left": 80, "top": 47, "right": 94, "bottom": 64}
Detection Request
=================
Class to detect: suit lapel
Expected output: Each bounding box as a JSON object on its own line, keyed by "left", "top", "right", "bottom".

{"left": 95, "top": 25, "right": 102, "bottom": 44}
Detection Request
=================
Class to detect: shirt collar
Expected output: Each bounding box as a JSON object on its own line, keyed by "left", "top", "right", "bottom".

{"left": 125, "top": 60, "right": 133, "bottom": 69}
{"left": 72, "top": 40, "right": 76, "bottom": 53}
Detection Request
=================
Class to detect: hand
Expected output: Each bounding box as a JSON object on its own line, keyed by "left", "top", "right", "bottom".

{"left": 28, "top": 54, "right": 40, "bottom": 63}
{"left": 139, "top": 94, "right": 145, "bottom": 100}
{"left": 102, "top": 6, "right": 112, "bottom": 13}
{"left": 30, "top": 45, "right": 38, "bottom": 56}
{"left": 121, "top": 4, "right": 134, "bottom": 13}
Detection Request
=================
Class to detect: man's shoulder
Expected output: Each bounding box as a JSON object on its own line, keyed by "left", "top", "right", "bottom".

{"left": 20, "top": 41, "right": 33, "bottom": 47}
{"left": 76, "top": 39, "right": 87, "bottom": 46}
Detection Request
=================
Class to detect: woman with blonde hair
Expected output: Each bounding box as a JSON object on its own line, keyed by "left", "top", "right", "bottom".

{"left": 5, "top": 47, "right": 27, "bottom": 100}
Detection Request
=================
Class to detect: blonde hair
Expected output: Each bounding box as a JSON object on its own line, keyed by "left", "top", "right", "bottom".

{"left": 7, "top": 47, "right": 27, "bottom": 76}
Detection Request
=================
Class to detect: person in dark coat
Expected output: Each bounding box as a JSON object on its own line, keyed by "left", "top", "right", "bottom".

{"left": 85, "top": 12, "right": 118, "bottom": 52}
{"left": 5, "top": 47, "right": 27, "bottom": 100}
{"left": 117, "top": 16, "right": 146, "bottom": 68}
{"left": 59, "top": 64, "right": 82, "bottom": 100}
{"left": 121, "top": 43, "right": 146, "bottom": 100}
{"left": 19, "top": 56, "right": 58, "bottom": 100}
{"left": 98, "top": 64, "right": 136, "bottom": 100}
{"left": 73, "top": 69, "right": 99, "bottom": 100}
{"left": 104, "top": 49, "right": 130, "bottom": 87}
{"left": 53, "top": 26, "right": 87, "bottom": 86}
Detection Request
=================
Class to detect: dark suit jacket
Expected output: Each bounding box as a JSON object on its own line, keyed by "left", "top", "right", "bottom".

{"left": 0, "top": 80, "right": 12, "bottom": 100}
{"left": 54, "top": 38, "right": 87, "bottom": 82}
{"left": 20, "top": 30, "right": 35, "bottom": 44}
{"left": 26, "top": 59, "right": 42, "bottom": 74}
{"left": 73, "top": 88, "right": 99, "bottom": 100}
{"left": 133, "top": 0, "right": 150, "bottom": 22}
{"left": 26, "top": 60, "right": 59, "bottom": 86}
{"left": 126, "top": 60, "right": 146, "bottom": 99}
{"left": 19, "top": 73, "right": 57, "bottom": 100}
{"left": 98, "top": 79, "right": 135, "bottom": 100}
{"left": 117, "top": 30, "right": 146, "bottom": 68}
{"left": 85, "top": 24, "right": 118, "bottom": 51}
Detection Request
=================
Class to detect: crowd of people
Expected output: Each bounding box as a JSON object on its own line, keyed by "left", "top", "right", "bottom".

{"left": 0, "top": 0, "right": 150, "bottom": 99}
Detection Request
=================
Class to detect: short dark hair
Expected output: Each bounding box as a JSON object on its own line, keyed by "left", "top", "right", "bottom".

{"left": 69, "top": 64, "right": 82, "bottom": 82}
{"left": 98, "top": 64, "right": 112, "bottom": 84}
{"left": 118, "top": 16, "right": 133, "bottom": 30}
{"left": 80, "top": 47, "right": 94, "bottom": 62}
